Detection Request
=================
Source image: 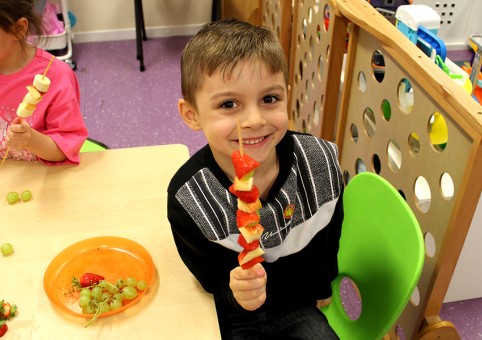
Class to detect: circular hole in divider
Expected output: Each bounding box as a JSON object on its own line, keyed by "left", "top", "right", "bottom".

{"left": 411, "top": 286, "right": 420, "bottom": 306}
{"left": 428, "top": 112, "right": 448, "bottom": 152}
{"left": 323, "top": 5, "right": 330, "bottom": 31}
{"left": 414, "top": 176, "right": 431, "bottom": 213}
{"left": 424, "top": 232, "right": 436, "bottom": 258}
{"left": 408, "top": 132, "right": 420, "bottom": 157}
{"left": 440, "top": 172, "right": 454, "bottom": 200}
{"left": 387, "top": 139, "right": 402, "bottom": 172}
{"left": 363, "top": 107, "right": 376, "bottom": 137}
{"left": 340, "top": 277, "right": 362, "bottom": 320}
{"left": 398, "top": 78, "right": 414, "bottom": 114}
{"left": 358, "top": 72, "right": 367, "bottom": 92}
{"left": 381, "top": 99, "right": 391, "bottom": 121}
{"left": 356, "top": 158, "right": 366, "bottom": 174}
{"left": 350, "top": 124, "right": 359, "bottom": 143}
{"left": 372, "top": 154, "right": 381, "bottom": 174}
{"left": 371, "top": 50, "right": 385, "bottom": 83}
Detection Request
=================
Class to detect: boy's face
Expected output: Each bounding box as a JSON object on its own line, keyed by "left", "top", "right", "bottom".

{"left": 179, "top": 60, "right": 289, "bottom": 175}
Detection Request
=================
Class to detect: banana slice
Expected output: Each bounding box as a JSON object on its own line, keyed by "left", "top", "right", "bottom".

{"left": 24, "top": 86, "right": 43, "bottom": 105}
{"left": 33, "top": 74, "right": 51, "bottom": 93}
{"left": 17, "top": 101, "right": 36, "bottom": 117}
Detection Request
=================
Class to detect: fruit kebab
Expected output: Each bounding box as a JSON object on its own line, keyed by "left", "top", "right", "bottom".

{"left": 0, "top": 56, "right": 55, "bottom": 167}
{"left": 228, "top": 121, "right": 265, "bottom": 269}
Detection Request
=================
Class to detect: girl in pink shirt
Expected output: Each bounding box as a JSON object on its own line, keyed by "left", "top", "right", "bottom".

{"left": 0, "top": 0, "right": 87, "bottom": 165}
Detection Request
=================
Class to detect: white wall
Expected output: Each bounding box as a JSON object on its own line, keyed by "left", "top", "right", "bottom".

{"left": 58, "top": 0, "right": 213, "bottom": 43}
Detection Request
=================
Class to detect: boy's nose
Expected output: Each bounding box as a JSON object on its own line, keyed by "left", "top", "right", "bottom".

{"left": 241, "top": 107, "right": 266, "bottom": 129}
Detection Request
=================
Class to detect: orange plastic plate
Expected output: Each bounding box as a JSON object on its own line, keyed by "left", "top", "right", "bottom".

{"left": 43, "top": 236, "right": 155, "bottom": 318}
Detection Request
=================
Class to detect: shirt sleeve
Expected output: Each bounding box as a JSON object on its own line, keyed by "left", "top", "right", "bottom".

{"left": 167, "top": 190, "right": 242, "bottom": 310}
{"left": 40, "top": 97, "right": 88, "bottom": 165}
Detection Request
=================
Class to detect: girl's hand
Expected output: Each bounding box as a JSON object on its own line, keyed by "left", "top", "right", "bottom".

{"left": 229, "top": 263, "right": 267, "bottom": 311}
{"left": 6, "top": 117, "right": 32, "bottom": 150}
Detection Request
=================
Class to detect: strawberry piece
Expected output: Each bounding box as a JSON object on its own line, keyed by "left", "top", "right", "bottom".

{"left": 236, "top": 210, "right": 260, "bottom": 228}
{"left": 78, "top": 273, "right": 105, "bottom": 287}
{"left": 232, "top": 150, "right": 260, "bottom": 179}
{"left": 229, "top": 184, "right": 259, "bottom": 203}
{"left": 240, "top": 256, "right": 264, "bottom": 270}
{"left": 238, "top": 234, "right": 260, "bottom": 251}
{"left": 0, "top": 303, "right": 10, "bottom": 319}
{"left": 0, "top": 323, "right": 8, "bottom": 337}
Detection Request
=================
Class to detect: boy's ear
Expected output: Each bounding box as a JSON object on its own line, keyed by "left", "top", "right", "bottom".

{"left": 178, "top": 98, "right": 201, "bottom": 131}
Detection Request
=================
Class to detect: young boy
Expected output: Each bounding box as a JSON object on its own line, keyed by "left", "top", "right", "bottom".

{"left": 168, "top": 18, "right": 343, "bottom": 339}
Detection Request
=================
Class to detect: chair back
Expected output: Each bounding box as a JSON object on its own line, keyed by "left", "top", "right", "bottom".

{"left": 80, "top": 138, "right": 109, "bottom": 152}
{"left": 322, "top": 172, "right": 425, "bottom": 339}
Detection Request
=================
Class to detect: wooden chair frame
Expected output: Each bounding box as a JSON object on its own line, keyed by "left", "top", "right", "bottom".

{"left": 261, "top": 0, "right": 482, "bottom": 338}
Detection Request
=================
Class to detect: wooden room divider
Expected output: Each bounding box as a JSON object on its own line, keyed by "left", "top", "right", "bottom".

{"left": 261, "top": 0, "right": 482, "bottom": 338}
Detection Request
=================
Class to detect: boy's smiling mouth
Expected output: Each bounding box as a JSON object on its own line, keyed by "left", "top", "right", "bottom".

{"left": 241, "top": 136, "right": 266, "bottom": 145}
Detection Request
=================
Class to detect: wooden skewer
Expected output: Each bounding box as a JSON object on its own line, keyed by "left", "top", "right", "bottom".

{"left": 237, "top": 118, "right": 244, "bottom": 157}
{"left": 43, "top": 55, "right": 55, "bottom": 77}
{"left": 0, "top": 147, "right": 9, "bottom": 167}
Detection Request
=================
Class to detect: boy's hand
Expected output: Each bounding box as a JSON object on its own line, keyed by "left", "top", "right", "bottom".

{"left": 6, "top": 117, "right": 32, "bottom": 150}
{"left": 229, "top": 263, "right": 267, "bottom": 311}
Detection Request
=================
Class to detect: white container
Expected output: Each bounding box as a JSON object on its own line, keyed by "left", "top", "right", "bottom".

{"left": 396, "top": 4, "right": 441, "bottom": 44}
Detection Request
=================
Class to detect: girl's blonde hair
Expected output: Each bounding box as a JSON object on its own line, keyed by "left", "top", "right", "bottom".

{"left": 180, "top": 18, "right": 288, "bottom": 109}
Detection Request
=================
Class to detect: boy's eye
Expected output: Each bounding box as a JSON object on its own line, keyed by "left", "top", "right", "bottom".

{"left": 219, "top": 100, "right": 237, "bottom": 109}
{"left": 263, "top": 95, "right": 279, "bottom": 104}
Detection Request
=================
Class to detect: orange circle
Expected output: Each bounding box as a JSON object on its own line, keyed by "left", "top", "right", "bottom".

{"left": 43, "top": 236, "right": 155, "bottom": 318}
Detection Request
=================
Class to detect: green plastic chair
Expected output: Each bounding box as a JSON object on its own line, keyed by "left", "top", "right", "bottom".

{"left": 80, "top": 138, "right": 109, "bottom": 153}
{"left": 321, "top": 172, "right": 425, "bottom": 340}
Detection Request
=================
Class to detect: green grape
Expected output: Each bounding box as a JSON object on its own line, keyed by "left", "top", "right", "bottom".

{"left": 20, "top": 190, "right": 32, "bottom": 202}
{"left": 116, "top": 279, "right": 125, "bottom": 288}
{"left": 136, "top": 280, "right": 147, "bottom": 291}
{"left": 109, "top": 299, "right": 123, "bottom": 310}
{"left": 79, "top": 295, "right": 91, "bottom": 308}
{"left": 101, "top": 292, "right": 112, "bottom": 301}
{"left": 113, "top": 293, "right": 124, "bottom": 301}
{"left": 122, "top": 286, "right": 138, "bottom": 300}
{"left": 125, "top": 277, "right": 137, "bottom": 287}
{"left": 6, "top": 191, "right": 19, "bottom": 205}
{"left": 106, "top": 281, "right": 119, "bottom": 294}
{"left": 91, "top": 286, "right": 102, "bottom": 299}
{"left": 80, "top": 288, "right": 91, "bottom": 298}
{"left": 97, "top": 301, "right": 111, "bottom": 314}
{"left": 82, "top": 305, "right": 96, "bottom": 314}
{"left": 97, "top": 280, "right": 108, "bottom": 290}
{"left": 1, "top": 243, "right": 14, "bottom": 256}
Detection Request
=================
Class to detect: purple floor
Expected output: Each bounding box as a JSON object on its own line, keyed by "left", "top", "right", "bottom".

{"left": 74, "top": 36, "right": 207, "bottom": 155}
{"left": 72, "top": 37, "right": 481, "bottom": 338}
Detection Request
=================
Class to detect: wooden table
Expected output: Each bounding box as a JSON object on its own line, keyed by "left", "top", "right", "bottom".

{"left": 0, "top": 145, "right": 220, "bottom": 339}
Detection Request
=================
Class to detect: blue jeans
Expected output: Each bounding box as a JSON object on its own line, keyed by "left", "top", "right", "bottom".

{"left": 219, "top": 303, "right": 339, "bottom": 339}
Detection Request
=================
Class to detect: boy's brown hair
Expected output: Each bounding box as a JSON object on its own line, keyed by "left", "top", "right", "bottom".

{"left": 180, "top": 18, "right": 288, "bottom": 109}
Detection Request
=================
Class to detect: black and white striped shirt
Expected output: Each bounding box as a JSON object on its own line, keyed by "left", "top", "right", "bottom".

{"left": 168, "top": 131, "right": 344, "bottom": 314}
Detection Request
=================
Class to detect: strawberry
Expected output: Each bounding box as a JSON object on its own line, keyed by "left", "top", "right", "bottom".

{"left": 236, "top": 210, "right": 260, "bottom": 228}
{"left": 238, "top": 234, "right": 260, "bottom": 251}
{"left": 0, "top": 322, "right": 8, "bottom": 337}
{"left": 240, "top": 256, "right": 264, "bottom": 270}
{"left": 72, "top": 273, "right": 105, "bottom": 288}
{"left": 229, "top": 184, "right": 259, "bottom": 203}
{"left": 0, "top": 303, "right": 10, "bottom": 319}
{"left": 232, "top": 150, "right": 260, "bottom": 179}
{"left": 238, "top": 246, "right": 265, "bottom": 266}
